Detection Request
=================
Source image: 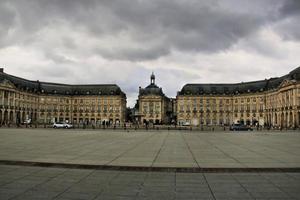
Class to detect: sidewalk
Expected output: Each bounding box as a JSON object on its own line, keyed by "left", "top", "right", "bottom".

{"left": 0, "top": 129, "right": 299, "bottom": 170}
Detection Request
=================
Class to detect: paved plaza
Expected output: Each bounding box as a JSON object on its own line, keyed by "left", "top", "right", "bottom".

{"left": 0, "top": 165, "right": 300, "bottom": 200}
{"left": 0, "top": 129, "right": 300, "bottom": 199}
{"left": 0, "top": 129, "right": 299, "bottom": 169}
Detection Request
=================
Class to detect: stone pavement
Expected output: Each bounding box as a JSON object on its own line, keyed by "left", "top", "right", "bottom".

{"left": 0, "top": 129, "right": 299, "bottom": 169}
{"left": 0, "top": 165, "right": 300, "bottom": 200}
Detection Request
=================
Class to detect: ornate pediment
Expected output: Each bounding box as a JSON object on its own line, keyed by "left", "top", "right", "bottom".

{"left": 0, "top": 79, "right": 16, "bottom": 89}
{"left": 278, "top": 79, "right": 296, "bottom": 89}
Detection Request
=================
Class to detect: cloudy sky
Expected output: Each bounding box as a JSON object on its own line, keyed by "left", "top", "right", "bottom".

{"left": 0, "top": 0, "right": 299, "bottom": 106}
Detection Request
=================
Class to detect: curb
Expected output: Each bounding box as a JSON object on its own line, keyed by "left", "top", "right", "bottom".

{"left": 0, "top": 160, "right": 299, "bottom": 173}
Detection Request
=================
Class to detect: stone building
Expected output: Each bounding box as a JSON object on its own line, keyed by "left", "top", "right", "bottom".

{"left": 136, "top": 73, "right": 171, "bottom": 124}
{"left": 177, "top": 67, "right": 300, "bottom": 128}
{"left": 1, "top": 67, "right": 299, "bottom": 128}
{"left": 0, "top": 69, "right": 126, "bottom": 125}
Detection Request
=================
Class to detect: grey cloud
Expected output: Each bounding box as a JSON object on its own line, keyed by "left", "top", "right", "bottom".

{"left": 0, "top": 1, "right": 17, "bottom": 46}
{"left": 279, "top": 0, "right": 300, "bottom": 17}
{"left": 44, "top": 51, "right": 75, "bottom": 64}
{"left": 0, "top": 0, "right": 294, "bottom": 61}
{"left": 1, "top": 0, "right": 299, "bottom": 107}
{"left": 273, "top": 0, "right": 300, "bottom": 41}
{"left": 96, "top": 45, "right": 170, "bottom": 61}
{"left": 274, "top": 17, "right": 300, "bottom": 41}
{"left": 62, "top": 37, "right": 77, "bottom": 50}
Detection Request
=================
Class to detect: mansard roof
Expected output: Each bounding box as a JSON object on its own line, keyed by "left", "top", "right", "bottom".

{"left": 178, "top": 67, "right": 300, "bottom": 96}
{"left": 139, "top": 73, "right": 166, "bottom": 96}
{"left": 0, "top": 71, "right": 126, "bottom": 97}
{"left": 139, "top": 85, "right": 165, "bottom": 96}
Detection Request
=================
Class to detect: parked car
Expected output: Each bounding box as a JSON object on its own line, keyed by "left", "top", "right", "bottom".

{"left": 53, "top": 122, "right": 73, "bottom": 129}
{"left": 23, "top": 119, "right": 31, "bottom": 125}
{"left": 182, "top": 122, "right": 191, "bottom": 126}
{"left": 230, "top": 124, "right": 253, "bottom": 131}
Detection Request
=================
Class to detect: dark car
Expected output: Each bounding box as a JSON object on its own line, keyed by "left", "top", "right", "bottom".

{"left": 230, "top": 124, "right": 253, "bottom": 131}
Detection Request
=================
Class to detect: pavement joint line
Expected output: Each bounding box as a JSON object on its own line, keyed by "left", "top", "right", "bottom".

{"left": 48, "top": 132, "right": 121, "bottom": 157}
{"left": 247, "top": 134, "right": 300, "bottom": 157}
{"left": 150, "top": 132, "right": 169, "bottom": 167}
{"left": 181, "top": 132, "right": 201, "bottom": 168}
{"left": 1, "top": 161, "right": 300, "bottom": 173}
{"left": 214, "top": 134, "right": 291, "bottom": 166}
{"left": 52, "top": 168, "right": 96, "bottom": 200}
{"left": 132, "top": 165, "right": 149, "bottom": 200}
{"left": 259, "top": 172, "right": 298, "bottom": 200}
{"left": 105, "top": 133, "right": 156, "bottom": 166}
{"left": 66, "top": 133, "right": 133, "bottom": 162}
{"left": 92, "top": 170, "right": 122, "bottom": 200}
{"left": 7, "top": 166, "right": 68, "bottom": 200}
{"left": 231, "top": 172, "right": 257, "bottom": 200}
{"left": 0, "top": 165, "right": 45, "bottom": 188}
{"left": 203, "top": 173, "right": 216, "bottom": 200}
{"left": 195, "top": 134, "right": 248, "bottom": 168}
{"left": 174, "top": 169, "right": 177, "bottom": 197}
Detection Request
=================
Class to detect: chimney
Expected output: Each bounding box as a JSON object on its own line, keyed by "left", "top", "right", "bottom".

{"left": 0, "top": 68, "right": 3, "bottom": 73}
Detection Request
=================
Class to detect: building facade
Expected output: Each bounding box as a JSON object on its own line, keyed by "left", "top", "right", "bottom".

{"left": 177, "top": 67, "right": 300, "bottom": 128}
{"left": 0, "top": 69, "right": 126, "bottom": 125}
{"left": 1, "top": 67, "right": 299, "bottom": 128}
{"left": 135, "top": 73, "right": 171, "bottom": 124}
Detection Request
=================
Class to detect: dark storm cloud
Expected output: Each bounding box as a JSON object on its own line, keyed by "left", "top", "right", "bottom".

{"left": 279, "top": 0, "right": 300, "bottom": 17}
{"left": 1, "top": 0, "right": 299, "bottom": 107}
{"left": 1, "top": 0, "right": 298, "bottom": 61}
{"left": 0, "top": 1, "right": 16, "bottom": 46}
{"left": 274, "top": 0, "right": 300, "bottom": 41}
{"left": 95, "top": 45, "right": 170, "bottom": 62}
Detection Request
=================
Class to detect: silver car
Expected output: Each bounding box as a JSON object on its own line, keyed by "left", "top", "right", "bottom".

{"left": 53, "top": 122, "right": 73, "bottom": 129}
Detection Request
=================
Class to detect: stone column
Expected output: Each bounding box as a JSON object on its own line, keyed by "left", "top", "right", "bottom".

{"left": 293, "top": 110, "right": 296, "bottom": 128}
{"left": 287, "top": 111, "right": 290, "bottom": 128}
{"left": 0, "top": 90, "right": 3, "bottom": 106}
{"left": 282, "top": 112, "right": 285, "bottom": 128}
{"left": 1, "top": 109, "right": 3, "bottom": 125}
{"left": 298, "top": 111, "right": 300, "bottom": 128}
